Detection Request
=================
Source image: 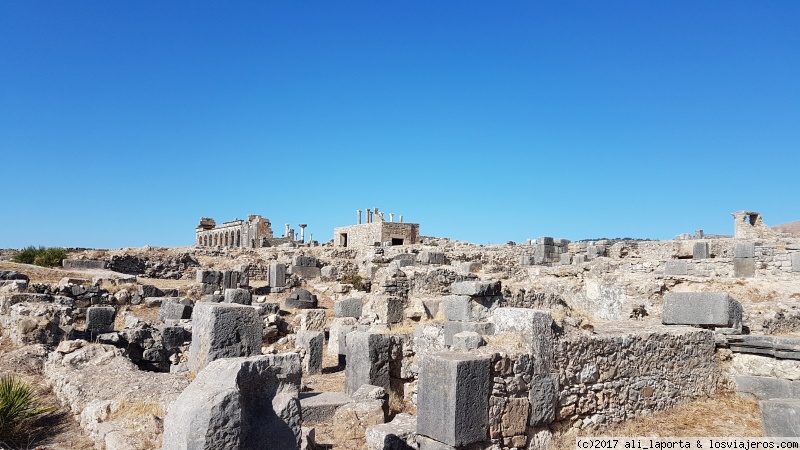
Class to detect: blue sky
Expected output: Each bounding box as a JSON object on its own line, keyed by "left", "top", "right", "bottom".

{"left": 1, "top": 1, "right": 798, "bottom": 248}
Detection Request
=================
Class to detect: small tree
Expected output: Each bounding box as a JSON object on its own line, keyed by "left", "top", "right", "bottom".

{"left": 12, "top": 246, "right": 66, "bottom": 268}
{"left": 0, "top": 374, "right": 56, "bottom": 444}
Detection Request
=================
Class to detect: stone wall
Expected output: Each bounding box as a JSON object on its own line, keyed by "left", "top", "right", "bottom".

{"left": 334, "top": 222, "right": 420, "bottom": 248}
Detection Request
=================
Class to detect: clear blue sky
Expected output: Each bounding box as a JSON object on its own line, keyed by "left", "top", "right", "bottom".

{"left": 2, "top": 1, "right": 798, "bottom": 248}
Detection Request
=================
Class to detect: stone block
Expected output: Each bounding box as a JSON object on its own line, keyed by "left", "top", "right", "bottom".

{"left": 292, "top": 266, "right": 322, "bottom": 279}
{"left": 188, "top": 303, "right": 263, "bottom": 374}
{"left": 664, "top": 260, "right": 688, "bottom": 276}
{"left": 269, "top": 263, "right": 287, "bottom": 288}
{"left": 519, "top": 256, "right": 535, "bottom": 266}
{"left": 441, "top": 295, "right": 472, "bottom": 321}
{"left": 300, "top": 391, "right": 352, "bottom": 423}
{"left": 162, "top": 353, "right": 302, "bottom": 449}
{"left": 449, "top": 280, "right": 501, "bottom": 297}
{"left": 452, "top": 331, "right": 484, "bottom": 351}
{"left": 421, "top": 299, "right": 442, "bottom": 319}
{"left": 734, "top": 242, "right": 755, "bottom": 258}
{"left": 443, "top": 321, "right": 494, "bottom": 347}
{"left": 285, "top": 289, "right": 318, "bottom": 309}
{"left": 328, "top": 317, "right": 359, "bottom": 357}
{"left": 734, "top": 257, "right": 756, "bottom": 278}
{"left": 224, "top": 288, "right": 252, "bottom": 305}
{"left": 62, "top": 259, "right": 107, "bottom": 270}
{"left": 538, "top": 237, "right": 554, "bottom": 245}
{"left": 693, "top": 242, "right": 710, "bottom": 260}
{"left": 416, "top": 251, "right": 448, "bottom": 265}
{"left": 160, "top": 326, "right": 188, "bottom": 352}
{"left": 573, "top": 254, "right": 587, "bottom": 264}
{"left": 345, "top": 332, "right": 391, "bottom": 395}
{"left": 372, "top": 297, "right": 403, "bottom": 324}
{"left": 294, "top": 255, "right": 318, "bottom": 267}
{"left": 735, "top": 375, "right": 792, "bottom": 399}
{"left": 335, "top": 298, "right": 363, "bottom": 319}
{"left": 559, "top": 253, "right": 572, "bottom": 265}
{"left": 493, "top": 308, "right": 553, "bottom": 336}
{"left": 365, "top": 413, "right": 417, "bottom": 450}
{"left": 299, "top": 309, "right": 326, "bottom": 331}
{"left": 296, "top": 330, "right": 324, "bottom": 375}
{"left": 417, "top": 352, "right": 491, "bottom": 447}
{"left": 529, "top": 373, "right": 558, "bottom": 426}
{"left": 333, "top": 400, "right": 385, "bottom": 449}
{"left": 196, "top": 270, "right": 221, "bottom": 285}
{"left": 86, "top": 306, "right": 115, "bottom": 336}
{"left": 158, "top": 298, "right": 193, "bottom": 321}
{"left": 792, "top": 252, "right": 800, "bottom": 272}
{"left": 760, "top": 399, "right": 800, "bottom": 437}
{"left": 201, "top": 294, "right": 224, "bottom": 303}
{"left": 662, "top": 292, "right": 743, "bottom": 330}
{"left": 138, "top": 284, "right": 164, "bottom": 298}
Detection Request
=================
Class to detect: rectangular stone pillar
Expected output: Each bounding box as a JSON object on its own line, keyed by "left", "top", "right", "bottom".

{"left": 345, "top": 331, "right": 390, "bottom": 395}
{"left": 295, "top": 330, "right": 324, "bottom": 375}
{"left": 269, "top": 263, "right": 286, "bottom": 288}
{"left": 693, "top": 242, "right": 709, "bottom": 259}
{"left": 188, "top": 303, "right": 263, "bottom": 374}
{"left": 417, "top": 352, "right": 491, "bottom": 447}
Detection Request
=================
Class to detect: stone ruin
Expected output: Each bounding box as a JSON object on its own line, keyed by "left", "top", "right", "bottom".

{"left": 1, "top": 210, "right": 800, "bottom": 448}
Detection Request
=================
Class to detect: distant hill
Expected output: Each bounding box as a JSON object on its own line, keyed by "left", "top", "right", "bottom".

{"left": 772, "top": 221, "right": 800, "bottom": 235}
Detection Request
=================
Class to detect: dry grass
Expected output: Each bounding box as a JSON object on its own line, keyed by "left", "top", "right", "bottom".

{"left": 0, "top": 261, "right": 96, "bottom": 285}
{"left": 553, "top": 394, "right": 762, "bottom": 450}
{"left": 109, "top": 398, "right": 163, "bottom": 420}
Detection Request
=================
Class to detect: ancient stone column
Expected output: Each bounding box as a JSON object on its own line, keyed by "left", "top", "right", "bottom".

{"left": 357, "top": 210, "right": 362, "bottom": 224}
{"left": 366, "top": 209, "right": 372, "bottom": 224}
{"left": 299, "top": 224, "right": 307, "bottom": 243}
{"left": 399, "top": 215, "right": 403, "bottom": 223}
{"left": 389, "top": 213, "right": 394, "bottom": 222}
{"left": 285, "top": 223, "right": 290, "bottom": 238}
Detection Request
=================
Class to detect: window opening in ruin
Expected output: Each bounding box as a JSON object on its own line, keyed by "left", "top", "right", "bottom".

{"left": 340, "top": 233, "right": 348, "bottom": 247}
{"left": 748, "top": 214, "right": 758, "bottom": 226}
{"left": 392, "top": 238, "right": 404, "bottom": 246}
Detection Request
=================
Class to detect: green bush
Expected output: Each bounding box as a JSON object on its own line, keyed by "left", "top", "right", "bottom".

{"left": 341, "top": 272, "right": 366, "bottom": 291}
{"left": 12, "top": 246, "right": 66, "bottom": 268}
{"left": 0, "top": 374, "right": 56, "bottom": 443}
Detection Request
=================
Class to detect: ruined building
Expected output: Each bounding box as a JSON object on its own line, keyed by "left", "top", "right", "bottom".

{"left": 195, "top": 215, "right": 274, "bottom": 248}
{"left": 732, "top": 210, "right": 782, "bottom": 239}
{"left": 334, "top": 207, "right": 419, "bottom": 247}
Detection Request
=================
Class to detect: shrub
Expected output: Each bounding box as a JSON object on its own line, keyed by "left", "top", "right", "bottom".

{"left": 0, "top": 374, "right": 56, "bottom": 443}
{"left": 12, "top": 246, "right": 66, "bottom": 268}
{"left": 340, "top": 272, "right": 366, "bottom": 291}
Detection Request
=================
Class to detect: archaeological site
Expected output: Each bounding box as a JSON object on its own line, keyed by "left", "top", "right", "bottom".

{"left": 1, "top": 208, "right": 800, "bottom": 449}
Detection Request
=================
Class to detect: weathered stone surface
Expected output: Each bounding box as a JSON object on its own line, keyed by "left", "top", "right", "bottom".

{"left": 417, "top": 251, "right": 448, "bottom": 265}
{"left": 735, "top": 375, "right": 793, "bottom": 399}
{"left": 328, "top": 317, "right": 359, "bottom": 357}
{"left": 734, "top": 242, "right": 755, "bottom": 258}
{"left": 294, "top": 255, "right": 318, "bottom": 267}
{"left": 158, "top": 298, "right": 193, "bottom": 321}
{"left": 421, "top": 299, "right": 442, "bottom": 319}
{"left": 371, "top": 296, "right": 403, "bottom": 324}
{"left": 760, "top": 399, "right": 800, "bottom": 437}
{"left": 269, "top": 263, "right": 287, "bottom": 288}
{"left": 493, "top": 308, "right": 553, "bottom": 336}
{"left": 224, "top": 288, "right": 252, "bottom": 305}
{"left": 335, "top": 297, "right": 363, "bottom": 319}
{"left": 417, "top": 352, "right": 491, "bottom": 447}
{"left": 664, "top": 260, "right": 688, "bottom": 276}
{"left": 62, "top": 259, "right": 107, "bottom": 270}
{"left": 299, "top": 308, "right": 326, "bottom": 331}
{"left": 662, "top": 292, "right": 742, "bottom": 330}
{"left": 296, "top": 330, "right": 324, "bottom": 374}
{"left": 345, "top": 331, "right": 390, "bottom": 394}
{"left": 441, "top": 295, "right": 472, "bottom": 321}
{"left": 187, "top": 303, "right": 262, "bottom": 374}
{"left": 449, "top": 280, "right": 500, "bottom": 297}
{"left": 333, "top": 400, "right": 385, "bottom": 449}
{"left": 162, "top": 353, "right": 302, "bottom": 449}
{"left": 792, "top": 252, "right": 800, "bottom": 272}
{"left": 693, "top": 242, "right": 710, "bottom": 259}
{"left": 529, "top": 373, "right": 558, "bottom": 426}
{"left": 417, "top": 435, "right": 457, "bottom": 450}
{"left": 300, "top": 391, "right": 352, "bottom": 423}
{"left": 293, "top": 266, "right": 322, "bottom": 279}
{"left": 366, "top": 413, "right": 417, "bottom": 450}
{"left": 1, "top": 302, "right": 71, "bottom": 345}
{"left": 451, "top": 331, "right": 484, "bottom": 351}
{"left": 734, "top": 257, "right": 756, "bottom": 278}
{"left": 86, "top": 306, "right": 115, "bottom": 336}
{"left": 442, "top": 321, "right": 493, "bottom": 347}
{"left": 285, "top": 289, "right": 318, "bottom": 309}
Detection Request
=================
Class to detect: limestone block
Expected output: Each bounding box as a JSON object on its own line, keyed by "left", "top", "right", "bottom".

{"left": 269, "top": 263, "right": 287, "bottom": 288}
{"left": 328, "top": 317, "right": 359, "bottom": 357}
{"left": 421, "top": 299, "right": 442, "bottom": 319}
{"left": 529, "top": 373, "right": 558, "bottom": 426}
{"left": 417, "top": 435, "right": 457, "bottom": 450}
{"left": 443, "top": 321, "right": 493, "bottom": 347}
{"left": 662, "top": 292, "right": 742, "bottom": 330}
{"left": 157, "top": 298, "right": 192, "bottom": 321}
{"left": 299, "top": 309, "right": 326, "bottom": 331}
{"left": 760, "top": 399, "right": 800, "bottom": 437}
{"left": 519, "top": 256, "right": 535, "bottom": 266}
{"left": 372, "top": 297, "right": 403, "bottom": 324}
{"left": 735, "top": 242, "right": 756, "bottom": 258}
{"left": 417, "top": 352, "right": 491, "bottom": 447}
{"left": 345, "top": 332, "right": 391, "bottom": 394}
{"left": 493, "top": 308, "right": 553, "bottom": 336}
{"left": 451, "top": 331, "right": 484, "bottom": 351}
{"left": 201, "top": 294, "right": 224, "bottom": 303}
{"left": 285, "top": 289, "right": 318, "bottom": 309}
{"left": 300, "top": 391, "right": 352, "bottom": 423}
{"left": 333, "top": 400, "right": 385, "bottom": 449}
{"left": 335, "top": 297, "right": 363, "bottom": 319}
{"left": 734, "top": 257, "right": 756, "bottom": 278}
{"left": 693, "top": 242, "right": 710, "bottom": 260}
{"left": 160, "top": 326, "right": 188, "bottom": 352}
{"left": 162, "top": 354, "right": 302, "bottom": 449}
{"left": 416, "top": 251, "right": 448, "bottom": 265}
{"left": 450, "top": 280, "right": 500, "bottom": 297}
{"left": 196, "top": 270, "right": 221, "bottom": 285}
{"left": 294, "top": 255, "right": 318, "bottom": 267}
{"left": 86, "top": 306, "right": 115, "bottom": 336}
{"left": 442, "top": 295, "right": 472, "bottom": 321}
{"left": 664, "top": 260, "right": 688, "bottom": 276}
{"left": 3, "top": 302, "right": 71, "bottom": 345}
{"left": 224, "top": 288, "right": 252, "bottom": 305}
{"left": 296, "top": 330, "right": 324, "bottom": 375}
{"left": 735, "top": 375, "right": 792, "bottom": 399}
{"left": 792, "top": 252, "right": 800, "bottom": 272}
{"left": 188, "top": 303, "right": 263, "bottom": 374}
{"left": 293, "top": 266, "right": 322, "bottom": 279}
{"left": 365, "top": 413, "right": 417, "bottom": 450}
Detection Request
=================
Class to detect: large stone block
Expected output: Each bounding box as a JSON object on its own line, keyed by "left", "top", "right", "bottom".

{"left": 760, "top": 399, "right": 800, "bottom": 437}
{"left": 442, "top": 321, "right": 494, "bottom": 347}
{"left": 299, "top": 309, "right": 326, "bottom": 332}
{"left": 162, "top": 353, "right": 302, "bottom": 449}
{"left": 734, "top": 242, "right": 755, "bottom": 258}
{"left": 335, "top": 297, "right": 363, "bottom": 319}
{"left": 294, "top": 255, "right": 318, "bottom": 267}
{"left": 734, "top": 257, "right": 756, "bottom": 278}
{"left": 441, "top": 295, "right": 472, "bottom": 322}
{"left": 86, "top": 306, "right": 115, "bottom": 336}
{"left": 416, "top": 252, "right": 448, "bottom": 265}
{"left": 366, "top": 413, "right": 417, "bottom": 450}
{"left": 328, "top": 317, "right": 359, "bottom": 357}
{"left": 188, "top": 303, "right": 263, "bottom": 374}
{"left": 493, "top": 308, "right": 553, "bottom": 336}
{"left": 735, "top": 375, "right": 792, "bottom": 399}
{"left": 372, "top": 297, "right": 403, "bottom": 324}
{"left": 529, "top": 373, "right": 558, "bottom": 426}
{"left": 345, "top": 332, "right": 391, "bottom": 395}
{"left": 269, "top": 263, "right": 287, "bottom": 288}
{"left": 296, "top": 330, "right": 324, "bottom": 375}
{"left": 449, "top": 280, "right": 500, "bottom": 297}
{"left": 417, "top": 352, "right": 491, "bottom": 447}
{"left": 333, "top": 400, "right": 385, "bottom": 449}
{"left": 664, "top": 260, "right": 688, "bottom": 276}
{"left": 224, "top": 288, "right": 252, "bottom": 305}
{"left": 300, "top": 391, "right": 352, "bottom": 423}
{"left": 451, "top": 331, "right": 484, "bottom": 351}
{"left": 285, "top": 289, "right": 318, "bottom": 309}
{"left": 662, "top": 292, "right": 742, "bottom": 330}
{"left": 792, "top": 252, "right": 800, "bottom": 272}
{"left": 693, "top": 242, "right": 710, "bottom": 260}
{"left": 292, "top": 266, "right": 322, "bottom": 279}
{"left": 158, "top": 298, "right": 193, "bottom": 321}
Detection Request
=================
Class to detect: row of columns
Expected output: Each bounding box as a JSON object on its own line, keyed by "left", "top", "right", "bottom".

{"left": 283, "top": 223, "right": 309, "bottom": 243}
{"left": 198, "top": 229, "right": 241, "bottom": 248}
{"left": 356, "top": 208, "right": 403, "bottom": 224}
